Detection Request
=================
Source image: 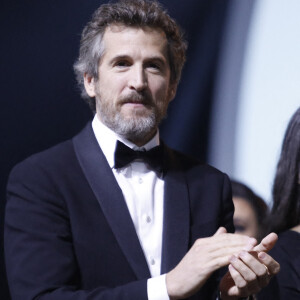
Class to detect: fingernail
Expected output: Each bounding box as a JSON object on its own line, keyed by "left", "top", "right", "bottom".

{"left": 259, "top": 252, "right": 266, "bottom": 259}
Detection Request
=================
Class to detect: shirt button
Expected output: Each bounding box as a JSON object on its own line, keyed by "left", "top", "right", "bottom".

{"left": 138, "top": 177, "right": 143, "bottom": 184}
{"left": 146, "top": 216, "right": 151, "bottom": 223}
{"left": 150, "top": 257, "right": 155, "bottom": 265}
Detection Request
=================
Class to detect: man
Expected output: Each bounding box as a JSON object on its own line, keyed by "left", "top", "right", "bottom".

{"left": 4, "top": 1, "right": 279, "bottom": 299}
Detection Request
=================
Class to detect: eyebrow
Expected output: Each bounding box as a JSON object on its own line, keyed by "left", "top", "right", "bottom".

{"left": 109, "top": 54, "right": 168, "bottom": 66}
{"left": 109, "top": 55, "right": 130, "bottom": 64}
{"left": 144, "top": 56, "right": 168, "bottom": 66}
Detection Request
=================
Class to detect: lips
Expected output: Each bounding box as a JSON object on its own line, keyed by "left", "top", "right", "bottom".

{"left": 123, "top": 100, "right": 145, "bottom": 104}
{"left": 122, "top": 102, "right": 148, "bottom": 109}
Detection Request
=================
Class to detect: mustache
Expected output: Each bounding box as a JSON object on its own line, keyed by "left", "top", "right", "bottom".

{"left": 119, "top": 92, "right": 152, "bottom": 105}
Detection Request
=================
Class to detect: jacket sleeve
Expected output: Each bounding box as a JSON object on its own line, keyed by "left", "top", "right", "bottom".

{"left": 4, "top": 160, "right": 148, "bottom": 300}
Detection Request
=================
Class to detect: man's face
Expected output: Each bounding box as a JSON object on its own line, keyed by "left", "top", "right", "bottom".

{"left": 84, "top": 25, "right": 176, "bottom": 145}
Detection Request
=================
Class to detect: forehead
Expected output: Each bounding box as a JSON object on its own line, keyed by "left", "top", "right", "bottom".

{"left": 101, "top": 25, "right": 169, "bottom": 58}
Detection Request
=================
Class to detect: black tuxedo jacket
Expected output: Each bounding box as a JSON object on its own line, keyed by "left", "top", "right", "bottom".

{"left": 5, "top": 123, "right": 234, "bottom": 300}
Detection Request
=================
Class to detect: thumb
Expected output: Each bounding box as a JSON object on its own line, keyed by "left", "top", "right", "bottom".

{"left": 254, "top": 232, "right": 278, "bottom": 252}
{"left": 214, "top": 227, "right": 227, "bottom": 236}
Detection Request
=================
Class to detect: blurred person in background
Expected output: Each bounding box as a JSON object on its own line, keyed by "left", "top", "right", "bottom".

{"left": 231, "top": 180, "right": 268, "bottom": 241}
{"left": 258, "top": 106, "right": 300, "bottom": 299}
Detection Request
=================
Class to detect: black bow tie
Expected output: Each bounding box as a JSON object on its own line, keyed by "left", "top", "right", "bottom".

{"left": 114, "top": 141, "right": 164, "bottom": 173}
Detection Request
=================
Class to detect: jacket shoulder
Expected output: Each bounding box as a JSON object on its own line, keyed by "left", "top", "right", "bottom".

{"left": 10, "top": 139, "right": 74, "bottom": 177}
{"left": 165, "top": 145, "right": 226, "bottom": 177}
{"left": 9, "top": 123, "right": 94, "bottom": 179}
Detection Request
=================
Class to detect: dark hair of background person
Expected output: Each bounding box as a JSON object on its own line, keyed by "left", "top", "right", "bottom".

{"left": 231, "top": 180, "right": 268, "bottom": 240}
{"left": 73, "top": 0, "right": 187, "bottom": 113}
{"left": 268, "top": 107, "right": 300, "bottom": 234}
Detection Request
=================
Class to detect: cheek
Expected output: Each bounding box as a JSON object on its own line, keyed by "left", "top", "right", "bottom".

{"left": 98, "top": 80, "right": 126, "bottom": 102}
{"left": 98, "top": 70, "right": 127, "bottom": 94}
{"left": 244, "top": 218, "right": 259, "bottom": 237}
{"left": 149, "top": 79, "right": 169, "bottom": 100}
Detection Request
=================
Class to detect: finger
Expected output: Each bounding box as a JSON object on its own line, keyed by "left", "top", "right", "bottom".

{"left": 229, "top": 255, "right": 260, "bottom": 294}
{"left": 238, "top": 251, "right": 269, "bottom": 288}
{"left": 216, "top": 234, "right": 257, "bottom": 250}
{"left": 219, "top": 237, "right": 256, "bottom": 258}
{"left": 253, "top": 232, "right": 278, "bottom": 252}
{"left": 228, "top": 264, "right": 248, "bottom": 295}
{"left": 226, "top": 235, "right": 257, "bottom": 251}
{"left": 219, "top": 271, "right": 239, "bottom": 298}
{"left": 258, "top": 252, "right": 280, "bottom": 276}
{"left": 210, "top": 236, "right": 256, "bottom": 257}
{"left": 214, "top": 226, "right": 227, "bottom": 235}
{"left": 197, "top": 234, "right": 256, "bottom": 251}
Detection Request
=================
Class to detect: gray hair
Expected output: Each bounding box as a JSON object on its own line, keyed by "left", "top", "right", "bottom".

{"left": 73, "top": 0, "right": 187, "bottom": 112}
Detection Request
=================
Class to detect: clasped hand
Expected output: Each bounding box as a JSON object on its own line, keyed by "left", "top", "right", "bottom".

{"left": 166, "top": 227, "right": 280, "bottom": 300}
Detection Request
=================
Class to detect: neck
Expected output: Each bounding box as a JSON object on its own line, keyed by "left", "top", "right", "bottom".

{"left": 128, "top": 130, "right": 157, "bottom": 147}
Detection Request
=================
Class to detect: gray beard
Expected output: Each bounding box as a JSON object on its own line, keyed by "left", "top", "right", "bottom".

{"left": 95, "top": 89, "right": 169, "bottom": 143}
{"left": 99, "top": 104, "right": 159, "bottom": 142}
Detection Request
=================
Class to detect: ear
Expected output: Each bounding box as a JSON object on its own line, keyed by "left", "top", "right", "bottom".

{"left": 168, "top": 83, "right": 178, "bottom": 102}
{"left": 83, "top": 73, "right": 96, "bottom": 97}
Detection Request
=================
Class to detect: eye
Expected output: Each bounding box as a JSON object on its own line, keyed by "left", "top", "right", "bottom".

{"left": 147, "top": 62, "right": 161, "bottom": 71}
{"left": 234, "top": 224, "right": 246, "bottom": 232}
{"left": 114, "top": 60, "right": 131, "bottom": 68}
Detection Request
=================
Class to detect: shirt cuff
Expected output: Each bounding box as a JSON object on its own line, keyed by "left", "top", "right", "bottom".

{"left": 147, "top": 274, "right": 170, "bottom": 300}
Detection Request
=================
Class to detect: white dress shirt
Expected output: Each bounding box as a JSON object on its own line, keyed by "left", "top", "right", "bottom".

{"left": 92, "top": 116, "right": 169, "bottom": 300}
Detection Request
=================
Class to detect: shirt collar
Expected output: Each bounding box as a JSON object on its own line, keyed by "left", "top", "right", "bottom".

{"left": 92, "top": 115, "right": 160, "bottom": 169}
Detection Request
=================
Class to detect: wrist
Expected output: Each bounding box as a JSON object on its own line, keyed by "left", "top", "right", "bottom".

{"left": 166, "top": 271, "right": 181, "bottom": 300}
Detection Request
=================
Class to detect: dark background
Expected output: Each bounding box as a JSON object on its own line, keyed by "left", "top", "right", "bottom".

{"left": 0, "top": 1, "right": 231, "bottom": 298}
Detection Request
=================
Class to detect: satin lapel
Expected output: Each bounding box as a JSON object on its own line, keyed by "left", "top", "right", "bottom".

{"left": 161, "top": 146, "right": 190, "bottom": 274}
{"left": 72, "top": 123, "right": 151, "bottom": 279}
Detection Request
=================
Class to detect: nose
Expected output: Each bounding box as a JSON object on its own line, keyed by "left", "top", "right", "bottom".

{"left": 128, "top": 65, "right": 147, "bottom": 92}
